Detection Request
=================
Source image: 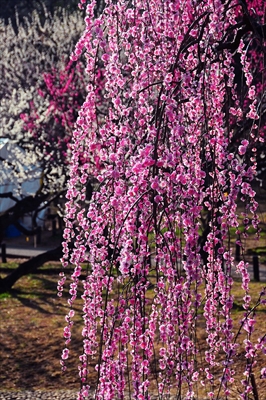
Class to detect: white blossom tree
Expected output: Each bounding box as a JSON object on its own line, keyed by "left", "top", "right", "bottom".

{"left": 0, "top": 5, "right": 88, "bottom": 290}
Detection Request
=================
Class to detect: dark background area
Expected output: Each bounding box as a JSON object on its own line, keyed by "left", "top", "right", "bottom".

{"left": 0, "top": 0, "right": 79, "bottom": 32}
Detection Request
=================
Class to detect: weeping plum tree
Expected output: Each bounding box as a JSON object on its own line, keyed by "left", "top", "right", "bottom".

{"left": 61, "top": 0, "right": 266, "bottom": 399}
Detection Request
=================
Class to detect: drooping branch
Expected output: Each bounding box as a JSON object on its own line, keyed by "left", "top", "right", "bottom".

{"left": 60, "top": 0, "right": 266, "bottom": 398}
{"left": 217, "top": 2, "right": 266, "bottom": 53}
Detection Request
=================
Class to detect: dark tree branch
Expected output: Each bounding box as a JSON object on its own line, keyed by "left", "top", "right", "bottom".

{"left": 13, "top": 220, "right": 41, "bottom": 236}
{"left": 216, "top": 0, "right": 266, "bottom": 54}
{"left": 0, "top": 244, "right": 63, "bottom": 292}
{"left": 0, "top": 193, "right": 49, "bottom": 236}
{"left": 216, "top": 24, "right": 251, "bottom": 52}
{"left": 0, "top": 192, "right": 18, "bottom": 202}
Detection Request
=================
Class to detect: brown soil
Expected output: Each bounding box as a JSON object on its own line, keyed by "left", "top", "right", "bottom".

{"left": 0, "top": 262, "right": 85, "bottom": 391}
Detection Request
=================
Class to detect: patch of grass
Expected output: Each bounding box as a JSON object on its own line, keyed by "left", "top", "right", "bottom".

{"left": 259, "top": 230, "right": 266, "bottom": 238}
{"left": 230, "top": 280, "right": 266, "bottom": 312}
{"left": 246, "top": 247, "right": 266, "bottom": 263}
{"left": 24, "top": 275, "right": 47, "bottom": 289}
{"left": 0, "top": 262, "right": 19, "bottom": 270}
{"left": 247, "top": 246, "right": 266, "bottom": 255}
{"left": 0, "top": 292, "right": 11, "bottom": 300}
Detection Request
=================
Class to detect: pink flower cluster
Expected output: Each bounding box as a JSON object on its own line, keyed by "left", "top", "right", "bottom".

{"left": 20, "top": 59, "right": 86, "bottom": 190}
{"left": 61, "top": 0, "right": 266, "bottom": 399}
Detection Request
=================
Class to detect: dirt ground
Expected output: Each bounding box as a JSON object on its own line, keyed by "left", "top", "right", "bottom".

{"left": 0, "top": 262, "right": 84, "bottom": 391}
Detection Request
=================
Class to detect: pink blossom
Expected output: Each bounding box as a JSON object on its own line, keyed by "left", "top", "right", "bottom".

{"left": 61, "top": 0, "right": 265, "bottom": 398}
{"left": 62, "top": 348, "right": 69, "bottom": 360}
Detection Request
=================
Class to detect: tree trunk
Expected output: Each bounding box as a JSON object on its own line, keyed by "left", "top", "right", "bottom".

{"left": 0, "top": 245, "right": 63, "bottom": 293}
